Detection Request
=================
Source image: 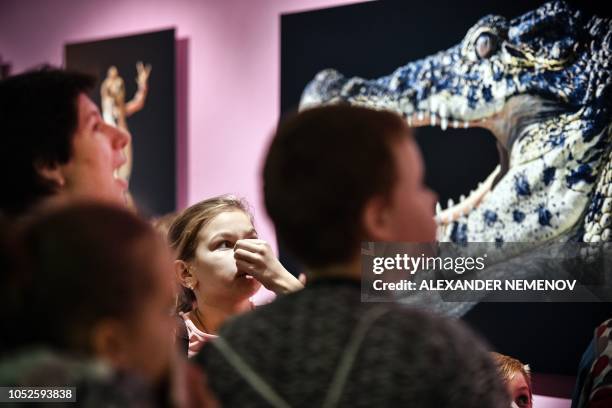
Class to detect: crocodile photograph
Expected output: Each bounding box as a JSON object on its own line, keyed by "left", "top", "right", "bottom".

{"left": 300, "top": 1, "right": 611, "bottom": 247}
{"left": 286, "top": 2, "right": 612, "bottom": 379}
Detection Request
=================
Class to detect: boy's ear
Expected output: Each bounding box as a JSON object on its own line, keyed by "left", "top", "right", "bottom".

{"left": 91, "top": 319, "right": 129, "bottom": 368}
{"left": 35, "top": 160, "right": 65, "bottom": 188}
{"left": 174, "top": 260, "right": 197, "bottom": 290}
{"left": 362, "top": 196, "right": 393, "bottom": 241}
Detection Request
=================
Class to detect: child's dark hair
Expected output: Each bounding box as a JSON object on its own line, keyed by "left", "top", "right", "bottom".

{"left": 263, "top": 105, "right": 409, "bottom": 269}
{"left": 0, "top": 67, "right": 96, "bottom": 216}
{"left": 5, "top": 202, "right": 161, "bottom": 355}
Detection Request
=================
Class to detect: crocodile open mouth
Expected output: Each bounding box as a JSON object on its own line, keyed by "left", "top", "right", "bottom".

{"left": 406, "top": 95, "right": 564, "bottom": 226}
{"left": 406, "top": 111, "right": 505, "bottom": 225}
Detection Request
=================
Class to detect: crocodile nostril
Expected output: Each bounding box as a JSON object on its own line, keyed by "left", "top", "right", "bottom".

{"left": 503, "top": 43, "right": 525, "bottom": 59}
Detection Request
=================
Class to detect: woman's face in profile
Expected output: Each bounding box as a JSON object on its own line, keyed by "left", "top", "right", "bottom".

{"left": 57, "top": 94, "right": 130, "bottom": 206}
{"left": 507, "top": 373, "right": 532, "bottom": 408}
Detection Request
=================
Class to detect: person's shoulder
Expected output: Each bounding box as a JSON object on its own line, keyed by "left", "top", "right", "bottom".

{"left": 222, "top": 292, "right": 298, "bottom": 334}
{"left": 197, "top": 299, "right": 295, "bottom": 369}
{"left": 362, "top": 303, "right": 481, "bottom": 346}
{"left": 380, "top": 302, "right": 449, "bottom": 321}
{"left": 374, "top": 301, "right": 458, "bottom": 324}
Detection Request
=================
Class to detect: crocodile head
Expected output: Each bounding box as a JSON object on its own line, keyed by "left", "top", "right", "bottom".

{"left": 300, "top": 1, "right": 612, "bottom": 244}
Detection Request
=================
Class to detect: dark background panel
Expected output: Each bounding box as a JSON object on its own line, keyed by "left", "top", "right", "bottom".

{"left": 462, "top": 302, "right": 611, "bottom": 377}
{"left": 281, "top": 0, "right": 610, "bottom": 378}
{"left": 65, "top": 29, "right": 176, "bottom": 216}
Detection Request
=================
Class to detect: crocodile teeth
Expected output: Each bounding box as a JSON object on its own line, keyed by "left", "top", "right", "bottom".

{"left": 438, "top": 104, "right": 448, "bottom": 118}
{"left": 436, "top": 223, "right": 446, "bottom": 239}
{"left": 447, "top": 198, "right": 454, "bottom": 207}
{"left": 463, "top": 121, "right": 470, "bottom": 129}
{"left": 459, "top": 194, "right": 466, "bottom": 202}
{"left": 430, "top": 100, "right": 438, "bottom": 114}
{"left": 436, "top": 202, "right": 442, "bottom": 215}
{"left": 431, "top": 114, "right": 437, "bottom": 127}
{"left": 417, "top": 111, "right": 425, "bottom": 121}
{"left": 407, "top": 116, "right": 413, "bottom": 126}
{"left": 452, "top": 120, "right": 459, "bottom": 128}
{"left": 440, "top": 117, "right": 448, "bottom": 131}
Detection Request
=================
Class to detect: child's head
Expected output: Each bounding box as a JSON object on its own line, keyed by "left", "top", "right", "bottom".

{"left": 491, "top": 352, "right": 532, "bottom": 408}
{"left": 263, "top": 105, "right": 437, "bottom": 271}
{"left": 169, "top": 195, "right": 261, "bottom": 313}
{"left": 11, "top": 202, "right": 175, "bottom": 384}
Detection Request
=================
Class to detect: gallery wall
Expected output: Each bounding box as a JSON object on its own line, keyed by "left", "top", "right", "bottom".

{"left": 0, "top": 2, "right": 604, "bottom": 406}
{"left": 0, "top": 0, "right": 364, "bottom": 246}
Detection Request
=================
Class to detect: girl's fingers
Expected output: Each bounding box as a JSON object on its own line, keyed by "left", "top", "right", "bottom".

{"left": 235, "top": 239, "right": 268, "bottom": 254}
{"left": 236, "top": 259, "right": 256, "bottom": 274}
{"left": 234, "top": 248, "right": 259, "bottom": 262}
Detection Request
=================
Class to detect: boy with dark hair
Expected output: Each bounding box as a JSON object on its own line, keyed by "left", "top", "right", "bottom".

{"left": 201, "top": 105, "right": 508, "bottom": 407}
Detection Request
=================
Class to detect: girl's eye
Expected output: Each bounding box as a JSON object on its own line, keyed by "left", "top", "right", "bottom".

{"left": 516, "top": 395, "right": 530, "bottom": 407}
{"left": 217, "top": 240, "right": 233, "bottom": 250}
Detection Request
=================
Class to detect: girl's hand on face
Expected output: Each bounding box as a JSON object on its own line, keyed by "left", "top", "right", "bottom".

{"left": 233, "top": 239, "right": 304, "bottom": 294}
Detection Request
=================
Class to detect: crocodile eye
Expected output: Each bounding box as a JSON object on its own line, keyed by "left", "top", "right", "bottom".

{"left": 475, "top": 32, "right": 498, "bottom": 59}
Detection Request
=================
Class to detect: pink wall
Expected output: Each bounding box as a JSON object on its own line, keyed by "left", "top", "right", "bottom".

{"left": 533, "top": 395, "right": 570, "bottom": 408}
{"left": 0, "top": 0, "right": 364, "bottom": 247}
